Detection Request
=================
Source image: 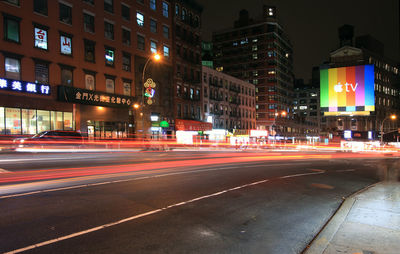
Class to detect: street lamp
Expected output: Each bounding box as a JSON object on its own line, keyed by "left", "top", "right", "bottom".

{"left": 138, "top": 52, "right": 161, "bottom": 138}
{"left": 380, "top": 114, "right": 396, "bottom": 144}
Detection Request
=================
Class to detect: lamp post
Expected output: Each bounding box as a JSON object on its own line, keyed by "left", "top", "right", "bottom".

{"left": 138, "top": 53, "right": 161, "bottom": 137}
{"left": 380, "top": 114, "right": 396, "bottom": 144}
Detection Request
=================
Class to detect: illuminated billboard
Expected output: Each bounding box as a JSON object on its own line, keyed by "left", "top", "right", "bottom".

{"left": 320, "top": 65, "right": 374, "bottom": 116}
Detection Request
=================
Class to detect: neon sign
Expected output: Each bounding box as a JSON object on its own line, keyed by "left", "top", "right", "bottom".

{"left": 0, "top": 78, "right": 51, "bottom": 95}
{"left": 144, "top": 78, "right": 156, "bottom": 105}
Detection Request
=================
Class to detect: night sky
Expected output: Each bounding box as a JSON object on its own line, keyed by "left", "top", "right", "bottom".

{"left": 198, "top": 0, "right": 399, "bottom": 82}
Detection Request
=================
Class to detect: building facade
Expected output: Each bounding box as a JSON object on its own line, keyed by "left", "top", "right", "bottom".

{"left": 212, "top": 6, "right": 294, "bottom": 133}
{"left": 171, "top": 0, "right": 205, "bottom": 132}
{"left": 0, "top": 0, "right": 173, "bottom": 138}
{"left": 202, "top": 66, "right": 256, "bottom": 132}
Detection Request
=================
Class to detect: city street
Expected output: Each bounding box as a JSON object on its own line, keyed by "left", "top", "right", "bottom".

{"left": 0, "top": 151, "right": 386, "bottom": 253}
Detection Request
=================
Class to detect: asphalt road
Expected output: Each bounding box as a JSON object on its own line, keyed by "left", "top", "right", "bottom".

{"left": 0, "top": 151, "right": 387, "bottom": 254}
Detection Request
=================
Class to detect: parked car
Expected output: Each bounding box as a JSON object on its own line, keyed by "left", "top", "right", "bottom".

{"left": 13, "top": 130, "right": 84, "bottom": 148}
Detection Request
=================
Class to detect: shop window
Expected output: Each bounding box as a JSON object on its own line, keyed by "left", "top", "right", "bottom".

{"left": 122, "top": 28, "right": 131, "bottom": 45}
{"left": 34, "top": 26, "right": 48, "bottom": 50}
{"left": 84, "top": 39, "right": 95, "bottom": 62}
{"left": 104, "top": 0, "right": 113, "bottom": 13}
{"left": 162, "top": 2, "right": 169, "bottom": 17}
{"left": 63, "top": 112, "right": 73, "bottom": 130}
{"left": 22, "top": 109, "right": 36, "bottom": 134}
{"left": 137, "top": 34, "right": 145, "bottom": 50}
{"left": 3, "top": 15, "right": 20, "bottom": 43}
{"left": 35, "top": 61, "right": 49, "bottom": 84}
{"left": 104, "top": 21, "right": 114, "bottom": 40}
{"left": 150, "top": 0, "right": 156, "bottom": 10}
{"left": 60, "top": 34, "right": 72, "bottom": 55}
{"left": 150, "top": 40, "right": 157, "bottom": 53}
{"left": 83, "top": 13, "right": 95, "bottom": 33}
{"left": 163, "top": 45, "right": 169, "bottom": 57}
{"left": 162, "top": 25, "right": 169, "bottom": 39}
{"left": 105, "top": 77, "right": 115, "bottom": 93}
{"left": 136, "top": 12, "right": 144, "bottom": 27}
{"left": 59, "top": 3, "right": 72, "bottom": 24}
{"left": 105, "top": 47, "right": 115, "bottom": 66}
{"left": 37, "top": 110, "right": 50, "bottom": 132}
{"left": 51, "top": 111, "right": 64, "bottom": 130}
{"left": 34, "top": 0, "right": 47, "bottom": 16}
{"left": 123, "top": 81, "right": 131, "bottom": 96}
{"left": 84, "top": 72, "right": 95, "bottom": 90}
{"left": 60, "top": 66, "right": 73, "bottom": 86}
{"left": 5, "top": 108, "right": 21, "bottom": 134}
{"left": 150, "top": 19, "right": 157, "bottom": 33}
{"left": 121, "top": 4, "right": 130, "bottom": 21}
{"left": 122, "top": 52, "right": 131, "bottom": 72}
{"left": 0, "top": 107, "right": 4, "bottom": 134}
{"left": 5, "top": 57, "right": 21, "bottom": 80}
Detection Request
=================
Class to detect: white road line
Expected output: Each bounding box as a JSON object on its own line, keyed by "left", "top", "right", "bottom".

{"left": 279, "top": 172, "right": 324, "bottom": 179}
{"left": 0, "top": 156, "right": 100, "bottom": 163}
{"left": 3, "top": 179, "right": 270, "bottom": 254}
{"left": 0, "top": 168, "right": 10, "bottom": 173}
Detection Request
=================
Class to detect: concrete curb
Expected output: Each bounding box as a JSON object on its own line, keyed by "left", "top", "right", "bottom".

{"left": 303, "top": 182, "right": 380, "bottom": 254}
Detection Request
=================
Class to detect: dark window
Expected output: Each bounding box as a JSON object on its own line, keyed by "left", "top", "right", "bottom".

{"left": 34, "top": 61, "right": 49, "bottom": 84}
{"left": 162, "top": 25, "right": 169, "bottom": 39}
{"left": 122, "top": 28, "right": 131, "bottom": 45}
{"left": 83, "top": 13, "right": 95, "bottom": 33}
{"left": 104, "top": 21, "right": 114, "bottom": 40}
{"left": 83, "top": 0, "right": 94, "bottom": 4}
{"left": 121, "top": 4, "right": 130, "bottom": 21}
{"left": 175, "top": 4, "right": 179, "bottom": 16}
{"left": 3, "top": 15, "right": 20, "bottom": 43}
{"left": 137, "top": 34, "right": 145, "bottom": 50}
{"left": 4, "top": 0, "right": 19, "bottom": 6}
{"left": 59, "top": 3, "right": 72, "bottom": 24}
{"left": 137, "top": 0, "right": 144, "bottom": 4}
{"left": 84, "top": 40, "right": 95, "bottom": 62}
{"left": 105, "top": 47, "right": 115, "bottom": 66}
{"left": 150, "top": 19, "right": 157, "bottom": 33}
{"left": 60, "top": 65, "right": 73, "bottom": 86}
{"left": 122, "top": 52, "right": 131, "bottom": 72}
{"left": 34, "top": 0, "right": 48, "bottom": 16}
{"left": 104, "top": 0, "right": 113, "bottom": 13}
{"left": 162, "top": 2, "right": 169, "bottom": 17}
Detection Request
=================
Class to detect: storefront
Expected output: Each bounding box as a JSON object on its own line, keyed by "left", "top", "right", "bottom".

{"left": 0, "top": 77, "right": 73, "bottom": 136}
{"left": 58, "top": 85, "right": 137, "bottom": 139}
{"left": 175, "top": 119, "right": 212, "bottom": 144}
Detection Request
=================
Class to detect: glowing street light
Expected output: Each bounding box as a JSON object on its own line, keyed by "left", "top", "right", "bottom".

{"left": 133, "top": 103, "right": 140, "bottom": 109}
{"left": 380, "top": 114, "right": 397, "bottom": 144}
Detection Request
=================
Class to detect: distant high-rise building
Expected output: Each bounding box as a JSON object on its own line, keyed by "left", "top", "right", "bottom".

{"left": 212, "top": 5, "right": 294, "bottom": 134}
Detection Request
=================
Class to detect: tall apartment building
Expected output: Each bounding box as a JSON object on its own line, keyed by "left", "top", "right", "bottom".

{"left": 212, "top": 6, "right": 294, "bottom": 133}
{"left": 171, "top": 0, "right": 206, "bottom": 132}
{"left": 324, "top": 26, "right": 400, "bottom": 139}
{"left": 202, "top": 66, "right": 256, "bottom": 131}
{"left": 0, "top": 0, "right": 173, "bottom": 138}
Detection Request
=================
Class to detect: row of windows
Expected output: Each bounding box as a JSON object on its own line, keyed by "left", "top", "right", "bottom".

{"left": 211, "top": 119, "right": 255, "bottom": 130}
{"left": 176, "top": 104, "right": 201, "bottom": 121}
{"left": 203, "top": 73, "right": 255, "bottom": 96}
{"left": 3, "top": 56, "right": 133, "bottom": 96}
{"left": 205, "top": 104, "right": 255, "bottom": 119}
{"left": 174, "top": 3, "right": 200, "bottom": 28}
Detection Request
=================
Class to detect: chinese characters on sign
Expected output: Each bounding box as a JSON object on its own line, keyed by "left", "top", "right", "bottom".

{"left": 0, "top": 78, "right": 51, "bottom": 95}
{"left": 74, "top": 91, "right": 131, "bottom": 106}
{"left": 60, "top": 35, "right": 72, "bottom": 55}
{"left": 35, "top": 27, "right": 48, "bottom": 50}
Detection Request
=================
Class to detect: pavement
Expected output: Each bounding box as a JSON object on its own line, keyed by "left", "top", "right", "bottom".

{"left": 305, "top": 179, "right": 400, "bottom": 254}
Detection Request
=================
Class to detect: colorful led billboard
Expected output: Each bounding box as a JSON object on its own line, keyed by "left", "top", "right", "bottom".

{"left": 320, "top": 65, "right": 374, "bottom": 116}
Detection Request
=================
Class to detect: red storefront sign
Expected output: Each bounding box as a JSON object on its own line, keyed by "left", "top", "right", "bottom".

{"left": 175, "top": 119, "right": 212, "bottom": 131}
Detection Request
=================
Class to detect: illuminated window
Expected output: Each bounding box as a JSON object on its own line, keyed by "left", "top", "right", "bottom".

{"left": 84, "top": 71, "right": 95, "bottom": 90}
{"left": 105, "top": 47, "right": 115, "bottom": 66}
{"left": 253, "top": 53, "right": 258, "bottom": 60}
{"left": 162, "top": 1, "right": 169, "bottom": 17}
{"left": 175, "top": 4, "right": 179, "bottom": 16}
{"left": 123, "top": 80, "right": 131, "bottom": 96}
{"left": 252, "top": 45, "right": 257, "bottom": 51}
{"left": 5, "top": 57, "right": 20, "bottom": 80}
{"left": 163, "top": 45, "right": 170, "bottom": 57}
{"left": 216, "top": 66, "right": 223, "bottom": 72}
{"left": 150, "top": 40, "right": 157, "bottom": 53}
{"left": 150, "top": 0, "right": 156, "bottom": 10}
{"left": 60, "top": 34, "right": 72, "bottom": 55}
{"left": 137, "top": 12, "right": 144, "bottom": 27}
{"left": 6, "top": 108, "right": 21, "bottom": 134}
{"left": 22, "top": 109, "right": 36, "bottom": 134}
{"left": 34, "top": 26, "right": 48, "bottom": 50}
{"left": 105, "top": 76, "right": 115, "bottom": 93}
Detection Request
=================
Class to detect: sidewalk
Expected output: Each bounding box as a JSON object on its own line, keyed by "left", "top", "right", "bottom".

{"left": 305, "top": 181, "right": 400, "bottom": 254}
